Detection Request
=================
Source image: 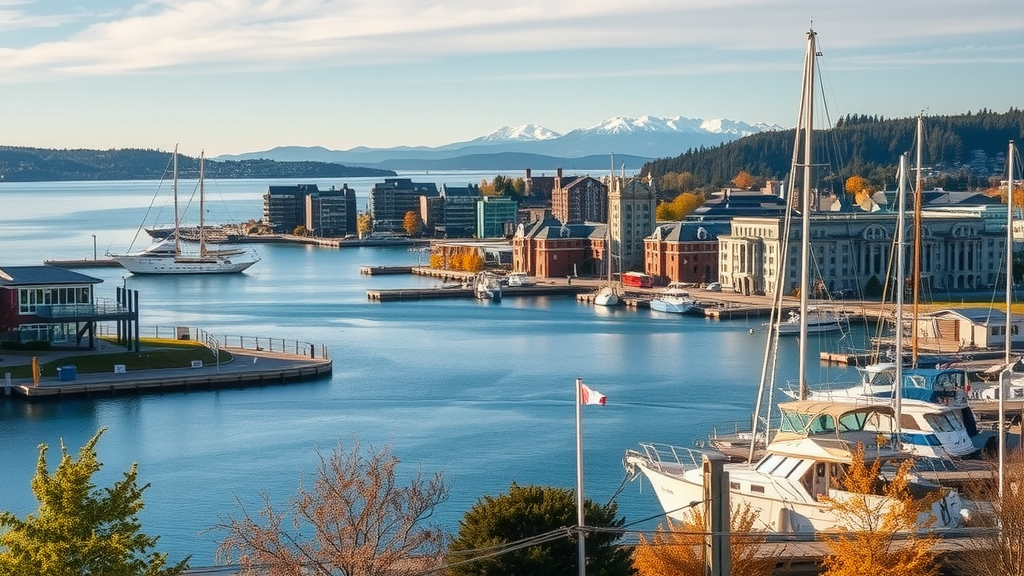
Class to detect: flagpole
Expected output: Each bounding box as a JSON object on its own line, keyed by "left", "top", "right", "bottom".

{"left": 575, "top": 377, "right": 586, "bottom": 576}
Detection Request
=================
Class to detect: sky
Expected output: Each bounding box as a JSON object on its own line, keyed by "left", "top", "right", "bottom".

{"left": 0, "top": 0, "right": 1021, "bottom": 157}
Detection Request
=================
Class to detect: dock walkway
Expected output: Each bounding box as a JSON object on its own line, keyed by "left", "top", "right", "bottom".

{"left": 2, "top": 347, "right": 332, "bottom": 399}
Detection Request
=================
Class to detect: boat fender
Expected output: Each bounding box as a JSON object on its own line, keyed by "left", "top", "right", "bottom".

{"left": 777, "top": 507, "right": 793, "bottom": 533}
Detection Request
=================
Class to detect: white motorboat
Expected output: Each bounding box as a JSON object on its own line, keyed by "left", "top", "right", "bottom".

{"left": 649, "top": 282, "right": 695, "bottom": 314}
{"left": 111, "top": 147, "right": 259, "bottom": 275}
{"left": 772, "top": 307, "right": 848, "bottom": 335}
{"left": 473, "top": 271, "right": 502, "bottom": 302}
{"left": 625, "top": 400, "right": 968, "bottom": 533}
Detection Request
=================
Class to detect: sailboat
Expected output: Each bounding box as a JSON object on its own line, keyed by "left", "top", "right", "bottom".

{"left": 623, "top": 29, "right": 969, "bottom": 533}
{"left": 111, "top": 147, "right": 259, "bottom": 275}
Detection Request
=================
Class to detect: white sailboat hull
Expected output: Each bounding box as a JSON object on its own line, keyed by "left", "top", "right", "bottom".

{"left": 114, "top": 254, "right": 257, "bottom": 274}
{"left": 593, "top": 286, "right": 619, "bottom": 307}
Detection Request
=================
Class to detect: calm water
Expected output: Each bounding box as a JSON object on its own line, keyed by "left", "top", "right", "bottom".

{"left": 0, "top": 173, "right": 866, "bottom": 565}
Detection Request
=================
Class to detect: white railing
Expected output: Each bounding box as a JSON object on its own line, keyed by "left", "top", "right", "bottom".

{"left": 97, "top": 325, "right": 328, "bottom": 360}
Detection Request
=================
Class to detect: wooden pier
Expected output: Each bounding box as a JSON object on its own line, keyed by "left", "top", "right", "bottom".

{"left": 367, "top": 284, "right": 587, "bottom": 301}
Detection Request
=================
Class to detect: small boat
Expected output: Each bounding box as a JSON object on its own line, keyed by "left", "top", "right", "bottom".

{"left": 593, "top": 286, "right": 619, "bottom": 307}
{"left": 506, "top": 272, "right": 536, "bottom": 287}
{"left": 111, "top": 147, "right": 259, "bottom": 275}
{"left": 473, "top": 271, "right": 502, "bottom": 302}
{"left": 649, "top": 282, "right": 696, "bottom": 314}
{"left": 772, "top": 307, "right": 848, "bottom": 335}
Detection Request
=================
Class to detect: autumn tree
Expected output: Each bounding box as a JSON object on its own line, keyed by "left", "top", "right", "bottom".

{"left": 357, "top": 212, "right": 373, "bottom": 237}
{"left": 293, "top": 224, "right": 308, "bottom": 236}
{"left": 216, "top": 437, "right": 449, "bottom": 576}
{"left": 658, "top": 171, "right": 696, "bottom": 194}
{"left": 820, "top": 443, "right": 942, "bottom": 576}
{"left": 403, "top": 211, "right": 422, "bottom": 235}
{"left": 947, "top": 449, "right": 1024, "bottom": 575}
{"left": 445, "top": 483, "right": 633, "bottom": 576}
{"left": 480, "top": 176, "right": 526, "bottom": 198}
{"left": 656, "top": 192, "right": 705, "bottom": 221}
{"left": 732, "top": 170, "right": 756, "bottom": 190}
{"left": 633, "top": 503, "right": 776, "bottom": 576}
{"left": 844, "top": 175, "right": 878, "bottom": 210}
{"left": 0, "top": 428, "right": 189, "bottom": 576}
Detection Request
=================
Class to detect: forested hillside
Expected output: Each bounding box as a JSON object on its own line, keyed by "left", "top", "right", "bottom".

{"left": 642, "top": 109, "right": 1024, "bottom": 192}
{"left": 0, "top": 147, "right": 395, "bottom": 182}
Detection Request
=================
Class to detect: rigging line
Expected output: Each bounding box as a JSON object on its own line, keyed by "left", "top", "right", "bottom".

{"left": 412, "top": 529, "right": 572, "bottom": 576}
{"left": 603, "top": 469, "right": 633, "bottom": 508}
{"left": 618, "top": 497, "right": 712, "bottom": 529}
{"left": 124, "top": 153, "right": 176, "bottom": 253}
{"left": 442, "top": 527, "right": 573, "bottom": 558}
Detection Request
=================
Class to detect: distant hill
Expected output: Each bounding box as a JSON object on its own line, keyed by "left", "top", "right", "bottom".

{"left": 643, "top": 109, "right": 1024, "bottom": 191}
{"left": 214, "top": 115, "right": 781, "bottom": 170}
{"left": 0, "top": 147, "right": 396, "bottom": 182}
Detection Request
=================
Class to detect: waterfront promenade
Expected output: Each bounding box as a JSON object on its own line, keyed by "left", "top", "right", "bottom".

{"left": 1, "top": 343, "right": 332, "bottom": 399}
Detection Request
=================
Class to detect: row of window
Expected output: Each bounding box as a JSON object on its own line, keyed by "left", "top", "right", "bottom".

{"left": 19, "top": 287, "right": 92, "bottom": 314}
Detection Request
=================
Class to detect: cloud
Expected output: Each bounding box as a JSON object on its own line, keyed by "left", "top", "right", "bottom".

{"left": 0, "top": 0, "right": 1020, "bottom": 80}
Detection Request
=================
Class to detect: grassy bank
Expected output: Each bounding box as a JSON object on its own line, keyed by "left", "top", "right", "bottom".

{"left": 0, "top": 340, "right": 232, "bottom": 378}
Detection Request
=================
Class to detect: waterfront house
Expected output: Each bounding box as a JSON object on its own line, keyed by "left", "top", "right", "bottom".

{"left": 911, "top": 308, "right": 1024, "bottom": 353}
{"left": 0, "top": 266, "right": 133, "bottom": 347}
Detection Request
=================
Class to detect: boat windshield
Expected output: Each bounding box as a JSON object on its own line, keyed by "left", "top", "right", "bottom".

{"left": 778, "top": 409, "right": 871, "bottom": 435}
{"left": 923, "top": 411, "right": 965, "bottom": 432}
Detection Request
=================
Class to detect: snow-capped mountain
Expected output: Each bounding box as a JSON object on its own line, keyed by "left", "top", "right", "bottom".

{"left": 214, "top": 115, "right": 782, "bottom": 169}
{"left": 476, "top": 124, "right": 562, "bottom": 142}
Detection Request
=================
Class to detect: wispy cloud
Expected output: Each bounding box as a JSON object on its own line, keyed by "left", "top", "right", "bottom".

{"left": 0, "top": 0, "right": 1020, "bottom": 80}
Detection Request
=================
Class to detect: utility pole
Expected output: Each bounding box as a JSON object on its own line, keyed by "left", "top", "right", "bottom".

{"left": 703, "top": 455, "right": 730, "bottom": 576}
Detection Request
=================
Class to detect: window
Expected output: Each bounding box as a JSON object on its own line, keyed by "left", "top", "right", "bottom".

{"left": 18, "top": 286, "right": 91, "bottom": 314}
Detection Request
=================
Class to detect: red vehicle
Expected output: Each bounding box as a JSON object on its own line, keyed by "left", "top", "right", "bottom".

{"left": 621, "top": 272, "right": 653, "bottom": 288}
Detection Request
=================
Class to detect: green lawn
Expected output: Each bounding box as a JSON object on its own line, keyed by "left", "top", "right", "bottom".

{"left": 1, "top": 340, "right": 233, "bottom": 378}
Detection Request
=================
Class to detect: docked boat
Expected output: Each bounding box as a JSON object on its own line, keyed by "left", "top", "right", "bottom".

{"left": 626, "top": 30, "right": 970, "bottom": 534}
{"left": 772, "top": 307, "right": 848, "bottom": 335}
{"left": 649, "top": 282, "right": 695, "bottom": 314}
{"left": 111, "top": 147, "right": 259, "bottom": 275}
{"left": 473, "top": 271, "right": 502, "bottom": 302}
{"left": 625, "top": 400, "right": 969, "bottom": 532}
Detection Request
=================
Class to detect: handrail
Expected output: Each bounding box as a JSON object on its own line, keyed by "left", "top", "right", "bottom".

{"left": 97, "top": 325, "right": 329, "bottom": 360}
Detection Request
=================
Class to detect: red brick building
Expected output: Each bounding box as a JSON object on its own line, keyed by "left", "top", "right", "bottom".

{"left": 512, "top": 219, "right": 609, "bottom": 278}
{"left": 644, "top": 222, "right": 728, "bottom": 285}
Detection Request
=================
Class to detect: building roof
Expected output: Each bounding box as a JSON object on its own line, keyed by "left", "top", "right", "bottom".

{"left": 516, "top": 218, "right": 602, "bottom": 240}
{"left": 267, "top": 184, "right": 321, "bottom": 195}
{"left": 926, "top": 307, "right": 1012, "bottom": 324}
{"left": 0, "top": 266, "right": 104, "bottom": 286}
{"left": 648, "top": 221, "right": 730, "bottom": 242}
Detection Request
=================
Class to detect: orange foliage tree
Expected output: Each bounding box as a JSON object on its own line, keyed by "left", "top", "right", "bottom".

{"left": 820, "top": 443, "right": 941, "bottom": 576}
{"left": 732, "top": 170, "right": 756, "bottom": 190}
{"left": 633, "top": 504, "right": 776, "bottom": 576}
{"left": 656, "top": 192, "right": 705, "bottom": 221}
{"left": 402, "top": 211, "right": 422, "bottom": 235}
{"left": 844, "top": 175, "right": 877, "bottom": 210}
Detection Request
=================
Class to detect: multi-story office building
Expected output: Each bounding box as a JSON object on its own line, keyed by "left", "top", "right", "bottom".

{"left": 368, "top": 178, "right": 438, "bottom": 232}
{"left": 476, "top": 196, "right": 518, "bottom": 238}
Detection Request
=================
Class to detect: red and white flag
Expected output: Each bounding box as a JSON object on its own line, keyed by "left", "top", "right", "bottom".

{"left": 580, "top": 383, "right": 607, "bottom": 406}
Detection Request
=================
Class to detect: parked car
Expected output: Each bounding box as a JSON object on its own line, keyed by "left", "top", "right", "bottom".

{"left": 705, "top": 282, "right": 722, "bottom": 292}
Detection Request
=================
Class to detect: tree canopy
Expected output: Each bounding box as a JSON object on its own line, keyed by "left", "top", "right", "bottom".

{"left": 0, "top": 428, "right": 189, "bottom": 576}
{"left": 445, "top": 483, "right": 634, "bottom": 576}
{"left": 216, "top": 437, "right": 448, "bottom": 576}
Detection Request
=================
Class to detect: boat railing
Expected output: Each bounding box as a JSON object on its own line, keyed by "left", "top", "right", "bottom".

{"left": 631, "top": 442, "right": 725, "bottom": 472}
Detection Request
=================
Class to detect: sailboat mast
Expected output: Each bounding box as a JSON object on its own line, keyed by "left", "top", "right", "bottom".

{"left": 894, "top": 154, "right": 908, "bottom": 442}
{"left": 199, "top": 150, "right": 207, "bottom": 256}
{"left": 1001, "top": 140, "right": 1015, "bottom": 499}
{"left": 172, "top": 145, "right": 181, "bottom": 257}
{"left": 797, "top": 29, "right": 816, "bottom": 398}
{"left": 912, "top": 114, "right": 923, "bottom": 367}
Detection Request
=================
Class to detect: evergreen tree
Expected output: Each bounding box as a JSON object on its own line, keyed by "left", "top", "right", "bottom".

{"left": 445, "top": 483, "right": 634, "bottom": 576}
{"left": 0, "top": 428, "right": 188, "bottom": 576}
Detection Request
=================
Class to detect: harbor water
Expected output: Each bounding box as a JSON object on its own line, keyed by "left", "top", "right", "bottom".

{"left": 0, "top": 174, "right": 867, "bottom": 565}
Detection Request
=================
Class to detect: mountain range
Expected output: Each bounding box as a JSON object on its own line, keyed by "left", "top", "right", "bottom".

{"left": 214, "top": 116, "right": 783, "bottom": 171}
